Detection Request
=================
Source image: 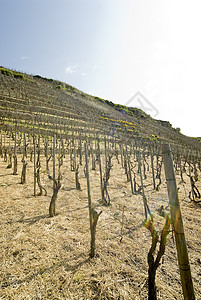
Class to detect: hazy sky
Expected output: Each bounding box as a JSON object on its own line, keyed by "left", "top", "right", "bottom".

{"left": 1, "top": 0, "right": 201, "bottom": 137}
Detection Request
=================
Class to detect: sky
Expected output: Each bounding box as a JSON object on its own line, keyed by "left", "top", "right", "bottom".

{"left": 1, "top": 0, "right": 201, "bottom": 137}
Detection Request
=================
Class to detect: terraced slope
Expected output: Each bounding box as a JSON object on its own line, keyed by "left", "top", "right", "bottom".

{"left": 0, "top": 67, "right": 200, "bottom": 152}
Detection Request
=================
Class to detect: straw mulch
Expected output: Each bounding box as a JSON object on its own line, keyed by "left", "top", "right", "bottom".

{"left": 0, "top": 154, "right": 200, "bottom": 299}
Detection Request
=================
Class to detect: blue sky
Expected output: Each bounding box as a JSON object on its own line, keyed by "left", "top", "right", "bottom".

{"left": 1, "top": 0, "right": 201, "bottom": 137}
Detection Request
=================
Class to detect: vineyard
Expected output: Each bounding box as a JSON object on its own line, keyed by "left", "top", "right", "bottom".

{"left": 0, "top": 67, "right": 201, "bottom": 299}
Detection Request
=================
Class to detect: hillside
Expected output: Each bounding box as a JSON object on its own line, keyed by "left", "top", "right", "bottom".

{"left": 0, "top": 67, "right": 201, "bottom": 152}
{"left": 0, "top": 67, "right": 200, "bottom": 299}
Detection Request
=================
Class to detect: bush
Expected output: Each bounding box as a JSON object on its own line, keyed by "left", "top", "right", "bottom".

{"left": 0, "top": 67, "right": 26, "bottom": 80}
{"left": 33, "top": 75, "right": 42, "bottom": 79}
{"left": 174, "top": 127, "right": 181, "bottom": 133}
{"left": 33, "top": 75, "right": 54, "bottom": 83}
{"left": 55, "top": 85, "right": 66, "bottom": 91}
{"left": 95, "top": 97, "right": 105, "bottom": 103}
{"left": 55, "top": 85, "right": 62, "bottom": 89}
{"left": 14, "top": 73, "right": 25, "bottom": 80}
{"left": 0, "top": 68, "right": 14, "bottom": 77}
{"left": 46, "top": 78, "right": 54, "bottom": 83}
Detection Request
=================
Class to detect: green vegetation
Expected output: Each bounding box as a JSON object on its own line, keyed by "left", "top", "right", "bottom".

{"left": 0, "top": 67, "right": 14, "bottom": 77}
{"left": 174, "top": 127, "right": 181, "bottom": 133}
{"left": 157, "top": 120, "right": 172, "bottom": 128}
{"left": 33, "top": 74, "right": 77, "bottom": 94}
{"left": 54, "top": 85, "right": 74, "bottom": 92}
{"left": 55, "top": 85, "right": 64, "bottom": 89}
{"left": 13, "top": 73, "right": 26, "bottom": 80}
{"left": 148, "top": 134, "right": 159, "bottom": 141}
{"left": 33, "top": 75, "right": 54, "bottom": 83}
{"left": 0, "top": 67, "right": 26, "bottom": 80}
{"left": 95, "top": 96, "right": 147, "bottom": 118}
{"left": 100, "top": 116, "right": 136, "bottom": 133}
{"left": 94, "top": 96, "right": 105, "bottom": 103}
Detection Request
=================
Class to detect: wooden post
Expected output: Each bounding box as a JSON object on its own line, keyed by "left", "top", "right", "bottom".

{"left": 84, "top": 143, "right": 91, "bottom": 211}
{"left": 7, "top": 135, "right": 12, "bottom": 169}
{"left": 188, "top": 164, "right": 195, "bottom": 201}
{"left": 91, "top": 141, "right": 96, "bottom": 170}
{"left": 53, "top": 135, "right": 56, "bottom": 189}
{"left": 13, "top": 127, "right": 17, "bottom": 175}
{"left": 150, "top": 153, "right": 156, "bottom": 190}
{"left": 120, "top": 144, "right": 124, "bottom": 168}
{"left": 23, "top": 133, "right": 27, "bottom": 158}
{"left": 0, "top": 130, "right": 2, "bottom": 157}
{"left": 79, "top": 138, "right": 82, "bottom": 165}
{"left": 138, "top": 151, "right": 149, "bottom": 219}
{"left": 33, "top": 135, "right": 36, "bottom": 196}
{"left": 74, "top": 146, "right": 80, "bottom": 190}
{"left": 162, "top": 144, "right": 195, "bottom": 300}
{"left": 104, "top": 137, "right": 107, "bottom": 175}
{"left": 97, "top": 140, "right": 104, "bottom": 202}
{"left": 125, "top": 146, "right": 133, "bottom": 191}
{"left": 45, "top": 136, "right": 48, "bottom": 171}
{"left": 21, "top": 133, "right": 27, "bottom": 184}
{"left": 127, "top": 155, "right": 134, "bottom": 194}
{"left": 4, "top": 131, "right": 5, "bottom": 148}
{"left": 142, "top": 152, "right": 147, "bottom": 180}
{"left": 126, "top": 146, "right": 131, "bottom": 181}
{"left": 70, "top": 139, "right": 74, "bottom": 171}
{"left": 73, "top": 141, "right": 76, "bottom": 172}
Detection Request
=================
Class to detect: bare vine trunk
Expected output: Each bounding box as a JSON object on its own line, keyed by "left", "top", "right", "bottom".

{"left": 144, "top": 215, "right": 170, "bottom": 300}
{"left": 21, "top": 160, "right": 27, "bottom": 184}
{"left": 49, "top": 177, "right": 61, "bottom": 217}
{"left": 85, "top": 142, "right": 102, "bottom": 258}
{"left": 13, "top": 155, "right": 17, "bottom": 175}
{"left": 148, "top": 267, "right": 157, "bottom": 300}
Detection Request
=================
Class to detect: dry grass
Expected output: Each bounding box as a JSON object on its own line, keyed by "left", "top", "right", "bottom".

{"left": 0, "top": 153, "right": 200, "bottom": 299}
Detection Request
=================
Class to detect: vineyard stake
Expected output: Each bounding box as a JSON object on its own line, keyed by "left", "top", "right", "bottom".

{"left": 74, "top": 146, "right": 81, "bottom": 190}
{"left": 0, "top": 130, "right": 2, "bottom": 157}
{"left": 162, "top": 143, "right": 195, "bottom": 300}
{"left": 21, "top": 133, "right": 27, "bottom": 184}
{"left": 138, "top": 151, "right": 149, "bottom": 219}
{"left": 97, "top": 140, "right": 104, "bottom": 203}
{"left": 53, "top": 134, "right": 56, "bottom": 189}
{"left": 84, "top": 142, "right": 91, "bottom": 210}
{"left": 120, "top": 144, "right": 123, "bottom": 168}
{"left": 13, "top": 126, "right": 17, "bottom": 175}
{"left": 33, "top": 134, "right": 36, "bottom": 196}
{"left": 188, "top": 164, "right": 195, "bottom": 202}
{"left": 45, "top": 136, "right": 48, "bottom": 171}
{"left": 150, "top": 153, "right": 156, "bottom": 190}
{"left": 79, "top": 138, "right": 82, "bottom": 165}
{"left": 104, "top": 137, "right": 107, "bottom": 175}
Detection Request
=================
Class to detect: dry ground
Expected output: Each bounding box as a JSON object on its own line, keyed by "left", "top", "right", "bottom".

{"left": 0, "top": 152, "right": 200, "bottom": 299}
